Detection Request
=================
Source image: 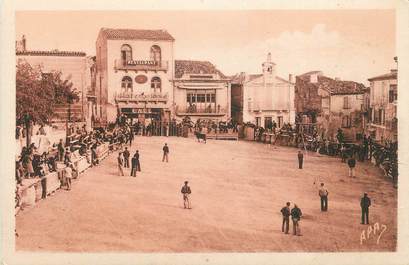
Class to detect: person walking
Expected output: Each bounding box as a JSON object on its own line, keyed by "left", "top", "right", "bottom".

{"left": 318, "top": 183, "right": 329, "bottom": 211}
{"left": 297, "top": 150, "right": 304, "bottom": 169}
{"left": 291, "top": 204, "right": 302, "bottom": 236}
{"left": 130, "top": 153, "right": 137, "bottom": 177}
{"left": 181, "top": 181, "right": 192, "bottom": 209}
{"left": 280, "top": 202, "right": 291, "bottom": 234}
{"left": 162, "top": 143, "right": 169, "bottom": 162}
{"left": 117, "top": 152, "right": 124, "bottom": 176}
{"left": 347, "top": 155, "right": 356, "bottom": 177}
{"left": 123, "top": 147, "right": 130, "bottom": 168}
{"left": 360, "top": 193, "right": 371, "bottom": 224}
{"left": 135, "top": 150, "right": 141, "bottom": 172}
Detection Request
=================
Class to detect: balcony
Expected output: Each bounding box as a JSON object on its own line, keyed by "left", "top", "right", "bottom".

{"left": 114, "top": 59, "right": 168, "bottom": 72}
{"left": 115, "top": 92, "right": 169, "bottom": 103}
{"left": 175, "top": 105, "right": 227, "bottom": 117}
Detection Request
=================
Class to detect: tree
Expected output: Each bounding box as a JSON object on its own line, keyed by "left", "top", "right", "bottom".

{"left": 16, "top": 59, "right": 79, "bottom": 147}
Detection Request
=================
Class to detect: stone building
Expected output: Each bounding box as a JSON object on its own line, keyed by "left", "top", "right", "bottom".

{"left": 16, "top": 35, "right": 91, "bottom": 125}
{"left": 231, "top": 53, "right": 295, "bottom": 128}
{"left": 295, "top": 71, "right": 367, "bottom": 141}
{"left": 173, "top": 60, "right": 231, "bottom": 122}
{"left": 367, "top": 69, "right": 398, "bottom": 142}
{"left": 95, "top": 28, "right": 175, "bottom": 123}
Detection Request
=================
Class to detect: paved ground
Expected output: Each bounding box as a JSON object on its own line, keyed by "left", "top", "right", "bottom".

{"left": 15, "top": 136, "right": 397, "bottom": 252}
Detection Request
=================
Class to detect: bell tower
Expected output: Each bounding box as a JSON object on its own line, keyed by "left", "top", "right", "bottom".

{"left": 262, "top": 52, "right": 275, "bottom": 83}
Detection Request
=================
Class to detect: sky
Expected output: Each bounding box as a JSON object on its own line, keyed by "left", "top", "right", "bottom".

{"left": 15, "top": 10, "right": 396, "bottom": 85}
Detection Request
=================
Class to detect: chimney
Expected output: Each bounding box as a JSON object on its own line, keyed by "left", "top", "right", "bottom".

{"left": 289, "top": 74, "right": 293, "bottom": 83}
{"left": 22, "top": 35, "right": 26, "bottom": 51}
{"left": 334, "top": 77, "right": 340, "bottom": 81}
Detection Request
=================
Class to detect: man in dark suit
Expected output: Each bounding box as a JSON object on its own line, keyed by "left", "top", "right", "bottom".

{"left": 318, "top": 183, "right": 329, "bottom": 211}
{"left": 360, "top": 193, "right": 371, "bottom": 224}
{"left": 162, "top": 143, "right": 169, "bottom": 162}
{"left": 134, "top": 150, "right": 141, "bottom": 172}
{"left": 123, "top": 147, "right": 130, "bottom": 168}
{"left": 297, "top": 150, "right": 304, "bottom": 169}
{"left": 280, "top": 202, "right": 291, "bottom": 234}
{"left": 130, "top": 153, "right": 137, "bottom": 177}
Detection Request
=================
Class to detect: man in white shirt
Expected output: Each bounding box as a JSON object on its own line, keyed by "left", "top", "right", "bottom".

{"left": 64, "top": 163, "right": 73, "bottom": 191}
{"left": 318, "top": 182, "right": 329, "bottom": 211}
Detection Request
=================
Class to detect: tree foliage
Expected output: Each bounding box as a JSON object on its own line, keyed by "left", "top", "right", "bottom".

{"left": 16, "top": 59, "right": 79, "bottom": 125}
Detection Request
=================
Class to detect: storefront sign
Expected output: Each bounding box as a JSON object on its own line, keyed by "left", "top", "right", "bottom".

{"left": 135, "top": 75, "right": 148, "bottom": 84}
{"left": 126, "top": 60, "right": 158, "bottom": 66}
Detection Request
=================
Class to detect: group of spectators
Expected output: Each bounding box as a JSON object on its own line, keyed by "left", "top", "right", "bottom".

{"left": 249, "top": 121, "right": 398, "bottom": 185}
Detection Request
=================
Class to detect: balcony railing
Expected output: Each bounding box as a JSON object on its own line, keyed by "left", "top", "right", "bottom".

{"left": 115, "top": 92, "right": 169, "bottom": 102}
{"left": 114, "top": 59, "right": 168, "bottom": 72}
{"left": 176, "top": 105, "right": 227, "bottom": 116}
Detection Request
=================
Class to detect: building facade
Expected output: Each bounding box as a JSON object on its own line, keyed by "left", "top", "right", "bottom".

{"left": 16, "top": 35, "right": 91, "bottom": 125}
{"left": 233, "top": 53, "right": 295, "bottom": 128}
{"left": 295, "top": 71, "right": 367, "bottom": 141}
{"left": 95, "top": 28, "right": 175, "bottom": 123}
{"left": 173, "top": 60, "right": 231, "bottom": 122}
{"left": 367, "top": 69, "right": 398, "bottom": 142}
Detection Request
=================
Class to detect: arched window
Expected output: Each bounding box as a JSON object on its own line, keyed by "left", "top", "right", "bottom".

{"left": 121, "top": 76, "right": 133, "bottom": 93}
{"left": 150, "top": 45, "right": 161, "bottom": 63}
{"left": 121, "top": 44, "right": 132, "bottom": 63}
{"left": 151, "top": 77, "right": 161, "bottom": 93}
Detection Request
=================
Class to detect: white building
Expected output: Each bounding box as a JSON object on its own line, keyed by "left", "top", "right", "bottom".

{"left": 367, "top": 69, "right": 398, "bottom": 142}
{"left": 16, "top": 35, "right": 91, "bottom": 125}
{"left": 240, "top": 53, "right": 295, "bottom": 128}
{"left": 173, "top": 60, "right": 231, "bottom": 122}
{"left": 95, "top": 28, "right": 175, "bottom": 123}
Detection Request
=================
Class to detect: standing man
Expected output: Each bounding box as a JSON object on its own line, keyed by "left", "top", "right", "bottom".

{"left": 181, "top": 181, "right": 192, "bottom": 209}
{"left": 318, "top": 183, "right": 329, "bottom": 211}
{"left": 280, "top": 202, "right": 291, "bottom": 234}
{"left": 162, "top": 143, "right": 169, "bottom": 163}
{"left": 360, "top": 193, "right": 371, "bottom": 224}
{"left": 135, "top": 150, "right": 141, "bottom": 172}
{"left": 117, "top": 152, "right": 124, "bottom": 176}
{"left": 64, "top": 163, "right": 73, "bottom": 191}
{"left": 130, "top": 153, "right": 137, "bottom": 177}
{"left": 57, "top": 139, "right": 64, "bottom": 161}
{"left": 129, "top": 128, "right": 134, "bottom": 146}
{"left": 347, "top": 155, "right": 356, "bottom": 177}
{"left": 297, "top": 150, "right": 304, "bottom": 169}
{"left": 123, "top": 147, "right": 130, "bottom": 169}
{"left": 291, "top": 204, "right": 302, "bottom": 236}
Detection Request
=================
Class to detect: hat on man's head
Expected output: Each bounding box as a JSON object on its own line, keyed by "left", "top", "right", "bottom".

{"left": 184, "top": 181, "right": 188, "bottom": 184}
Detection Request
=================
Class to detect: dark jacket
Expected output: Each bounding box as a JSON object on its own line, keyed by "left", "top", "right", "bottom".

{"left": 291, "top": 207, "right": 302, "bottom": 220}
{"left": 348, "top": 158, "right": 356, "bottom": 168}
{"left": 123, "top": 150, "right": 130, "bottom": 159}
{"left": 181, "top": 185, "right": 191, "bottom": 194}
{"left": 298, "top": 153, "right": 303, "bottom": 161}
{"left": 281, "top": 206, "right": 291, "bottom": 218}
{"left": 163, "top": 146, "right": 169, "bottom": 153}
{"left": 131, "top": 157, "right": 137, "bottom": 168}
{"left": 360, "top": 196, "right": 371, "bottom": 209}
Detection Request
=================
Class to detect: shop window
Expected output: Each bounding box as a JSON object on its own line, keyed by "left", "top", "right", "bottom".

{"left": 151, "top": 77, "right": 161, "bottom": 93}
{"left": 121, "top": 44, "right": 132, "bottom": 63}
{"left": 150, "top": 45, "right": 161, "bottom": 63}
{"left": 121, "top": 76, "right": 133, "bottom": 93}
